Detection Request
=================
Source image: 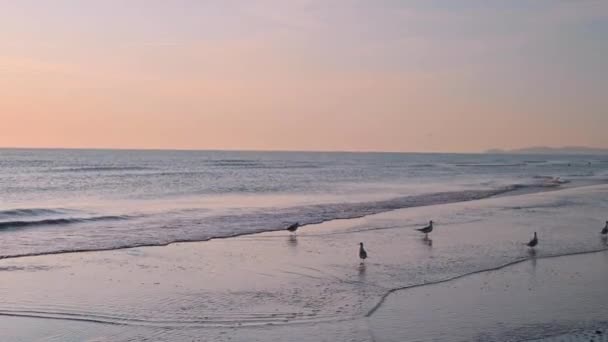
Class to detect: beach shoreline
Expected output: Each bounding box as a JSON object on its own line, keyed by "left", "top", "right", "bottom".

{"left": 1, "top": 184, "right": 607, "bottom": 341}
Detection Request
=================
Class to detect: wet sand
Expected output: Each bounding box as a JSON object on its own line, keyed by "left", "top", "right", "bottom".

{"left": 1, "top": 185, "right": 607, "bottom": 341}
{"left": 371, "top": 250, "right": 608, "bottom": 342}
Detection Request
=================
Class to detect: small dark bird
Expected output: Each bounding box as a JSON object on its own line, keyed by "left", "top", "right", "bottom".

{"left": 286, "top": 222, "right": 300, "bottom": 234}
{"left": 359, "top": 242, "right": 367, "bottom": 262}
{"left": 416, "top": 220, "right": 434, "bottom": 237}
{"left": 601, "top": 221, "right": 608, "bottom": 235}
{"left": 527, "top": 232, "right": 538, "bottom": 248}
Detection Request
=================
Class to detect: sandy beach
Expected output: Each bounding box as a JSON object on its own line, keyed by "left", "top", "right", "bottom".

{"left": 1, "top": 184, "right": 607, "bottom": 341}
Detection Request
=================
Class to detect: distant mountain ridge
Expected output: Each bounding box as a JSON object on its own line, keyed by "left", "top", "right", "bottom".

{"left": 486, "top": 146, "right": 608, "bottom": 155}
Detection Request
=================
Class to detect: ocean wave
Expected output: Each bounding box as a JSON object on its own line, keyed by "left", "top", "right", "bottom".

{"left": 385, "top": 163, "right": 439, "bottom": 169}
{"left": 454, "top": 163, "right": 526, "bottom": 167}
{"left": 0, "top": 215, "right": 129, "bottom": 230}
{"left": 565, "top": 172, "right": 594, "bottom": 177}
{"left": 532, "top": 175, "right": 556, "bottom": 179}
{"left": 207, "top": 161, "right": 320, "bottom": 169}
{"left": 531, "top": 176, "right": 569, "bottom": 186}
{"left": 204, "top": 159, "right": 257, "bottom": 164}
{"left": 213, "top": 164, "right": 319, "bottom": 169}
{"left": 0, "top": 208, "right": 68, "bottom": 218}
{"left": 49, "top": 166, "right": 156, "bottom": 173}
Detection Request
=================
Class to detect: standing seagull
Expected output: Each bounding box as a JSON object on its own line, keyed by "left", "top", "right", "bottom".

{"left": 601, "top": 221, "right": 608, "bottom": 235}
{"left": 286, "top": 222, "right": 300, "bottom": 234}
{"left": 527, "top": 232, "right": 538, "bottom": 248}
{"left": 359, "top": 242, "right": 368, "bottom": 262}
{"left": 416, "top": 220, "right": 434, "bottom": 238}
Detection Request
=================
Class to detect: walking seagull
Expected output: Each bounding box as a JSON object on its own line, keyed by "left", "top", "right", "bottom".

{"left": 527, "top": 232, "right": 538, "bottom": 248}
{"left": 416, "top": 220, "right": 434, "bottom": 237}
{"left": 286, "top": 222, "right": 300, "bottom": 234}
{"left": 359, "top": 242, "right": 367, "bottom": 262}
{"left": 601, "top": 221, "right": 608, "bottom": 235}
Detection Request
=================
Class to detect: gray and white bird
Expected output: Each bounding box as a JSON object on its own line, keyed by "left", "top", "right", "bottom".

{"left": 416, "top": 220, "right": 434, "bottom": 237}
{"left": 527, "top": 232, "right": 538, "bottom": 248}
{"left": 286, "top": 222, "right": 300, "bottom": 234}
{"left": 601, "top": 221, "right": 608, "bottom": 235}
{"left": 359, "top": 242, "right": 368, "bottom": 262}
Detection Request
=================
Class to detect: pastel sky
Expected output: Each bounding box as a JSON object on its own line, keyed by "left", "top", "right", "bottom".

{"left": 1, "top": 0, "right": 607, "bottom": 152}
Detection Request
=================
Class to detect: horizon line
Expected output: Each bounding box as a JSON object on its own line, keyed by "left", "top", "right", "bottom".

{"left": 1, "top": 145, "right": 607, "bottom": 155}
{"left": 0, "top": 146, "right": 486, "bottom": 154}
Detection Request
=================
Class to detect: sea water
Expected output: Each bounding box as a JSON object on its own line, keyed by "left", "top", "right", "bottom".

{"left": 1, "top": 148, "right": 606, "bottom": 259}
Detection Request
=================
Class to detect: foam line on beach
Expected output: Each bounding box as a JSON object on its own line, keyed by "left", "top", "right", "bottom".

{"left": 364, "top": 247, "right": 608, "bottom": 317}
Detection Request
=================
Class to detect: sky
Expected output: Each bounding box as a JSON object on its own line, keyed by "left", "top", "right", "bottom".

{"left": 1, "top": 0, "right": 607, "bottom": 152}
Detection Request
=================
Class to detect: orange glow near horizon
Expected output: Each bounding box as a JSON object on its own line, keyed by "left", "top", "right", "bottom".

{"left": 1, "top": 1, "right": 607, "bottom": 152}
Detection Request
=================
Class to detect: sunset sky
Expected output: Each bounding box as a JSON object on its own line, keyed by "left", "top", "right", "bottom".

{"left": 1, "top": 0, "right": 607, "bottom": 152}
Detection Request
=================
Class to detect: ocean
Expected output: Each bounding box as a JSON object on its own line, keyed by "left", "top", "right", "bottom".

{"left": 2, "top": 148, "right": 608, "bottom": 341}
{"left": 1, "top": 148, "right": 606, "bottom": 259}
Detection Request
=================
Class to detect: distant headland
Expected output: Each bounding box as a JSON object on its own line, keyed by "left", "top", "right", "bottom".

{"left": 486, "top": 146, "right": 608, "bottom": 155}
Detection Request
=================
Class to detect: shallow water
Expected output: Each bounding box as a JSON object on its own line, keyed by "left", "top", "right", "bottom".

{"left": 371, "top": 250, "right": 608, "bottom": 342}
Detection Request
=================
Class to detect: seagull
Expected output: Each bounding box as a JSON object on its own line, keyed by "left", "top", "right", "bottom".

{"left": 527, "top": 232, "right": 538, "bottom": 248}
{"left": 359, "top": 242, "right": 367, "bottom": 262}
{"left": 416, "top": 220, "right": 434, "bottom": 237}
{"left": 601, "top": 221, "right": 608, "bottom": 235}
{"left": 286, "top": 222, "right": 300, "bottom": 234}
